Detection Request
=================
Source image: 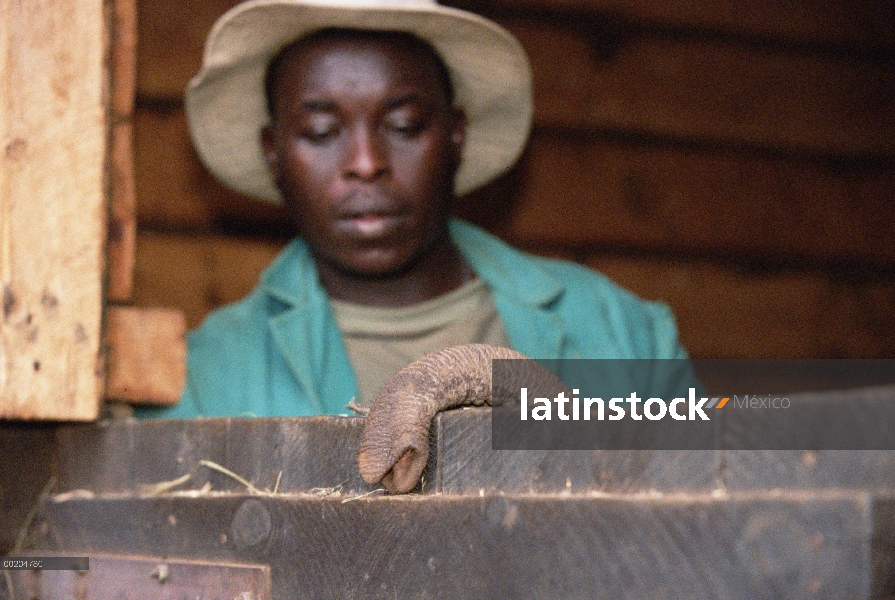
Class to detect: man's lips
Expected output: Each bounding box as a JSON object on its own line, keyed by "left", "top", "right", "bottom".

{"left": 339, "top": 213, "right": 402, "bottom": 237}
{"left": 335, "top": 191, "right": 406, "bottom": 238}
{"left": 335, "top": 210, "right": 408, "bottom": 239}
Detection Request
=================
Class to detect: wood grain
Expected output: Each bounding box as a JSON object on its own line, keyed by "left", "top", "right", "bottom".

{"left": 136, "top": 0, "right": 242, "bottom": 100}
{"left": 447, "top": 0, "right": 895, "bottom": 50}
{"left": 28, "top": 493, "right": 881, "bottom": 598}
{"left": 0, "top": 0, "right": 106, "bottom": 420}
{"left": 134, "top": 108, "right": 288, "bottom": 232}
{"left": 104, "top": 306, "right": 186, "bottom": 405}
{"left": 136, "top": 0, "right": 895, "bottom": 97}
{"left": 132, "top": 231, "right": 284, "bottom": 328}
{"left": 106, "top": 0, "right": 138, "bottom": 301}
{"left": 54, "top": 405, "right": 895, "bottom": 497}
{"left": 510, "top": 19, "right": 895, "bottom": 155}
{"left": 588, "top": 255, "right": 895, "bottom": 358}
{"left": 502, "top": 136, "right": 895, "bottom": 264}
{"left": 134, "top": 2, "right": 895, "bottom": 156}
{"left": 107, "top": 122, "right": 137, "bottom": 301}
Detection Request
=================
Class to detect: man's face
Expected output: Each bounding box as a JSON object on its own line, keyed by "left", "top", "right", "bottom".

{"left": 261, "top": 33, "right": 466, "bottom": 278}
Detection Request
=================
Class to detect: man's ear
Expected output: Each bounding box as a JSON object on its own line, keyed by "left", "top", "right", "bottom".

{"left": 260, "top": 124, "right": 279, "bottom": 173}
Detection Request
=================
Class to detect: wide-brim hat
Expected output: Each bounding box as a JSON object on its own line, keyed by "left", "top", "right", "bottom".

{"left": 185, "top": 0, "right": 533, "bottom": 203}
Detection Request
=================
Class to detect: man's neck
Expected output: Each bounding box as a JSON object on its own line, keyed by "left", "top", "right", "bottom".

{"left": 314, "top": 234, "right": 472, "bottom": 308}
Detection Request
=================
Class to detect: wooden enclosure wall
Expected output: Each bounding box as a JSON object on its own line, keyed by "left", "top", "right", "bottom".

{"left": 132, "top": 0, "right": 895, "bottom": 359}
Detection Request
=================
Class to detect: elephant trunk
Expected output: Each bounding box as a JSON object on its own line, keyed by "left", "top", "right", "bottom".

{"left": 357, "top": 344, "right": 528, "bottom": 494}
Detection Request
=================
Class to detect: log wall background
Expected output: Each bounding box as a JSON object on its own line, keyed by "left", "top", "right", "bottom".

{"left": 132, "top": 0, "right": 895, "bottom": 359}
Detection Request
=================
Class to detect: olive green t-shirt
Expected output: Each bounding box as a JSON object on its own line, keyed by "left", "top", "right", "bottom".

{"left": 330, "top": 278, "right": 511, "bottom": 406}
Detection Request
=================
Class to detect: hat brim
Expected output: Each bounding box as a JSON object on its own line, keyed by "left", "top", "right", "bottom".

{"left": 185, "top": 0, "right": 533, "bottom": 203}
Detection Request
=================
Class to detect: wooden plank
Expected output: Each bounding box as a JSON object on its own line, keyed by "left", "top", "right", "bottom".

{"left": 134, "top": 3, "right": 895, "bottom": 156}
{"left": 0, "top": 0, "right": 106, "bottom": 421}
{"left": 726, "top": 448, "right": 895, "bottom": 494}
{"left": 136, "top": 0, "right": 895, "bottom": 99}
{"left": 50, "top": 409, "right": 895, "bottom": 497}
{"left": 586, "top": 255, "right": 895, "bottom": 359}
{"left": 111, "top": 0, "right": 138, "bottom": 119}
{"left": 26, "top": 493, "right": 877, "bottom": 598}
{"left": 132, "top": 231, "right": 284, "bottom": 329}
{"left": 133, "top": 107, "right": 289, "bottom": 232}
{"left": 104, "top": 306, "right": 186, "bottom": 405}
{"left": 107, "top": 121, "right": 136, "bottom": 301}
{"left": 510, "top": 19, "right": 895, "bottom": 155}
{"left": 443, "top": 405, "right": 895, "bottom": 490}
{"left": 55, "top": 417, "right": 376, "bottom": 496}
{"left": 136, "top": 0, "right": 242, "bottom": 101}
{"left": 135, "top": 108, "right": 895, "bottom": 266}
{"left": 106, "top": 0, "right": 138, "bottom": 302}
{"left": 134, "top": 107, "right": 215, "bottom": 229}
{"left": 503, "top": 136, "right": 895, "bottom": 265}
{"left": 446, "top": 0, "right": 895, "bottom": 51}
{"left": 10, "top": 555, "right": 271, "bottom": 600}
{"left": 0, "top": 424, "right": 55, "bottom": 554}
{"left": 435, "top": 409, "right": 719, "bottom": 494}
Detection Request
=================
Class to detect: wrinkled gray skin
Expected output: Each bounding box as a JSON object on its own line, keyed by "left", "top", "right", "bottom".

{"left": 358, "top": 344, "right": 531, "bottom": 494}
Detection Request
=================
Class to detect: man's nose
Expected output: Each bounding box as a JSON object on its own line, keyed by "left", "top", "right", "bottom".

{"left": 343, "top": 127, "right": 388, "bottom": 181}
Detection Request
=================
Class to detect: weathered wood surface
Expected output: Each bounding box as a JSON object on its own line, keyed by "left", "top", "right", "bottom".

{"left": 136, "top": 0, "right": 895, "bottom": 102}
{"left": 0, "top": 424, "right": 56, "bottom": 555}
{"left": 0, "top": 0, "right": 106, "bottom": 420}
{"left": 448, "top": 0, "right": 895, "bottom": 50}
{"left": 106, "top": 0, "right": 138, "bottom": 302}
{"left": 513, "top": 19, "right": 895, "bottom": 156}
{"left": 135, "top": 3, "right": 895, "bottom": 156}
{"left": 443, "top": 401, "right": 895, "bottom": 491}
{"left": 506, "top": 137, "right": 895, "bottom": 265}
{"left": 103, "top": 306, "right": 186, "bottom": 405}
{"left": 587, "top": 256, "right": 895, "bottom": 359}
{"left": 29, "top": 402, "right": 895, "bottom": 598}
{"left": 7, "top": 555, "right": 271, "bottom": 600}
{"left": 55, "top": 416, "right": 376, "bottom": 497}
{"left": 19, "top": 492, "right": 890, "bottom": 599}
{"left": 435, "top": 409, "right": 720, "bottom": 494}
{"left": 133, "top": 108, "right": 289, "bottom": 233}
{"left": 108, "top": 123, "right": 137, "bottom": 302}
{"left": 53, "top": 390, "right": 895, "bottom": 497}
{"left": 133, "top": 231, "right": 284, "bottom": 328}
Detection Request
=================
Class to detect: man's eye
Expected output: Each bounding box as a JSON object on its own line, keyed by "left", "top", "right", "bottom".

{"left": 387, "top": 116, "right": 424, "bottom": 136}
{"left": 301, "top": 122, "right": 338, "bottom": 143}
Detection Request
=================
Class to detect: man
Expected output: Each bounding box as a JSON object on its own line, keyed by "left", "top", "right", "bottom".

{"left": 139, "top": 0, "right": 691, "bottom": 419}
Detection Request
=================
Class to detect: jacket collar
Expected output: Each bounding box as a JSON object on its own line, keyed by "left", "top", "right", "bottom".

{"left": 259, "top": 220, "right": 566, "bottom": 311}
{"left": 258, "top": 237, "right": 318, "bottom": 309}
{"left": 449, "top": 220, "right": 564, "bottom": 308}
{"left": 257, "top": 220, "right": 567, "bottom": 405}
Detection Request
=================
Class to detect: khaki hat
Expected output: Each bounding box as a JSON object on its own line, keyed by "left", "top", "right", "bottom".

{"left": 185, "top": 0, "right": 533, "bottom": 203}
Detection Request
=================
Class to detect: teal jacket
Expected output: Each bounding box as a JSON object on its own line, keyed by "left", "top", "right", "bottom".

{"left": 138, "top": 220, "right": 691, "bottom": 418}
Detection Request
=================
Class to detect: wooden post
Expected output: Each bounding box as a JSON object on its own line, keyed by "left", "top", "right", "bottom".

{"left": 0, "top": 0, "right": 107, "bottom": 420}
{"left": 107, "top": 0, "right": 137, "bottom": 302}
{"left": 104, "top": 306, "right": 186, "bottom": 406}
